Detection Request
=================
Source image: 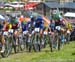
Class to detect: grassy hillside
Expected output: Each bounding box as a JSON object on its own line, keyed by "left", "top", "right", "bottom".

{"left": 0, "top": 41, "right": 75, "bottom": 62}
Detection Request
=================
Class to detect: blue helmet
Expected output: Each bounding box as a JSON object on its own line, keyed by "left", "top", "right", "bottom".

{"left": 30, "top": 15, "right": 33, "bottom": 18}
{"left": 36, "top": 16, "right": 43, "bottom": 22}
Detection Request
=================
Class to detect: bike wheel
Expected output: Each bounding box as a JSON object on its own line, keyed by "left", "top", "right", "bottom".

{"left": 28, "top": 42, "right": 32, "bottom": 52}
{"left": 58, "top": 35, "right": 61, "bottom": 50}
{"left": 43, "top": 35, "right": 47, "bottom": 48}
{"left": 33, "top": 43, "right": 39, "bottom": 52}
{"left": 1, "top": 38, "right": 12, "bottom": 57}
{"left": 28, "top": 36, "right": 32, "bottom": 52}
{"left": 48, "top": 34, "right": 53, "bottom": 52}
{"left": 24, "top": 35, "right": 28, "bottom": 50}
{"left": 34, "top": 33, "right": 41, "bottom": 52}
{"left": 18, "top": 39, "right": 25, "bottom": 52}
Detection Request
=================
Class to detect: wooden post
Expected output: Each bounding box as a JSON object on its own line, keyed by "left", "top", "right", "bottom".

{"left": 43, "top": 4, "right": 46, "bottom": 16}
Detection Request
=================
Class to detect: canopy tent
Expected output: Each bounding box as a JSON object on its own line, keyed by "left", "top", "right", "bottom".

{"left": 23, "top": 3, "right": 38, "bottom": 10}
{"left": 10, "top": 1, "right": 24, "bottom": 8}
{"left": 64, "top": 12, "right": 75, "bottom": 17}
{"left": 64, "top": 12, "right": 75, "bottom": 29}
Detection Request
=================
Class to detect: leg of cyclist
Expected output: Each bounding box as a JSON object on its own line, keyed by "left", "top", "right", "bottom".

{"left": 0, "top": 21, "right": 9, "bottom": 53}
{"left": 40, "top": 29, "right": 44, "bottom": 48}
{"left": 0, "top": 35, "right": 5, "bottom": 53}
{"left": 40, "top": 23, "right": 44, "bottom": 49}
{"left": 14, "top": 30, "right": 19, "bottom": 46}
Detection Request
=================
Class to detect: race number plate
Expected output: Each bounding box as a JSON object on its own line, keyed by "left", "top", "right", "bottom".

{"left": 23, "top": 31, "right": 27, "bottom": 34}
{"left": 3, "top": 31, "right": 8, "bottom": 36}
{"left": 44, "top": 32, "right": 48, "bottom": 35}
{"left": 34, "top": 28, "right": 40, "bottom": 32}
{"left": 8, "top": 29, "right": 13, "bottom": 33}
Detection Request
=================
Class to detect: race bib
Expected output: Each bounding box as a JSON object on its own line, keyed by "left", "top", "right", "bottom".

{"left": 34, "top": 28, "right": 40, "bottom": 32}
{"left": 23, "top": 31, "right": 28, "bottom": 34}
{"left": 3, "top": 31, "right": 8, "bottom": 36}
{"left": 67, "top": 30, "right": 70, "bottom": 34}
{"left": 8, "top": 29, "right": 13, "bottom": 33}
{"left": 44, "top": 32, "right": 48, "bottom": 35}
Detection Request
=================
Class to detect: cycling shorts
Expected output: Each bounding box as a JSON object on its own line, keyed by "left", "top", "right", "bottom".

{"left": 35, "top": 23, "right": 44, "bottom": 29}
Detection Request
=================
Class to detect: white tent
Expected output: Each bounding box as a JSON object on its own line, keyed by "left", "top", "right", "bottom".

{"left": 10, "top": 1, "right": 24, "bottom": 8}
{"left": 64, "top": 12, "right": 75, "bottom": 17}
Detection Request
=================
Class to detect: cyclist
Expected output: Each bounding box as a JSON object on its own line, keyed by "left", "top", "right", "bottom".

{"left": 0, "top": 31, "right": 5, "bottom": 53}
{"left": 34, "top": 16, "right": 44, "bottom": 50}
{"left": 26, "top": 15, "right": 36, "bottom": 35}
{"left": 55, "top": 18, "right": 67, "bottom": 47}
{"left": 10, "top": 15, "right": 19, "bottom": 46}
{"left": 34, "top": 16, "right": 44, "bottom": 37}
{"left": 21, "top": 20, "right": 28, "bottom": 35}
{"left": 0, "top": 21, "right": 5, "bottom": 53}
{"left": 48, "top": 16, "right": 65, "bottom": 49}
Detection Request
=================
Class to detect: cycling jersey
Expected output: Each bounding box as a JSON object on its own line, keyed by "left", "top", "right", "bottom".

{"left": 34, "top": 16, "right": 44, "bottom": 29}
{"left": 55, "top": 20, "right": 61, "bottom": 26}
{"left": 12, "top": 23, "right": 18, "bottom": 30}
{"left": 49, "top": 23, "right": 55, "bottom": 32}
{"left": 27, "top": 21, "right": 34, "bottom": 32}
{"left": 22, "top": 24, "right": 27, "bottom": 32}
{"left": 0, "top": 24, "right": 3, "bottom": 30}
{"left": 9, "top": 24, "right": 12, "bottom": 29}
{"left": 5, "top": 24, "right": 9, "bottom": 31}
{"left": 54, "top": 19, "right": 63, "bottom": 31}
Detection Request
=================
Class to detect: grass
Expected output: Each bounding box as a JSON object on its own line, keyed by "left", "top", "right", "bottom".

{"left": 0, "top": 41, "right": 75, "bottom": 62}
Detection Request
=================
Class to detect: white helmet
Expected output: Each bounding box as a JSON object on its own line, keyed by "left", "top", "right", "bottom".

{"left": 55, "top": 26, "right": 61, "bottom": 31}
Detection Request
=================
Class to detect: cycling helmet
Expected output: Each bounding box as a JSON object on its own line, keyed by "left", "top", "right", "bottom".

{"left": 55, "top": 26, "right": 61, "bottom": 31}
{"left": 30, "top": 15, "right": 33, "bottom": 18}
{"left": 36, "top": 16, "right": 43, "bottom": 23}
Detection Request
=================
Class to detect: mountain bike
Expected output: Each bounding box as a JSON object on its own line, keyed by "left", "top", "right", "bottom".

{"left": 18, "top": 32, "right": 26, "bottom": 52}
{"left": 33, "top": 28, "right": 41, "bottom": 52}
{"left": 0, "top": 31, "right": 12, "bottom": 57}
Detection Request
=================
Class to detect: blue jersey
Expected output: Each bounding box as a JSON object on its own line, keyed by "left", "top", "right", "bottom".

{"left": 27, "top": 21, "right": 35, "bottom": 31}
{"left": 27, "top": 21, "right": 31, "bottom": 28}
{"left": 34, "top": 16, "right": 44, "bottom": 29}
{"left": 0, "top": 24, "right": 3, "bottom": 30}
{"left": 21, "top": 22, "right": 27, "bottom": 32}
